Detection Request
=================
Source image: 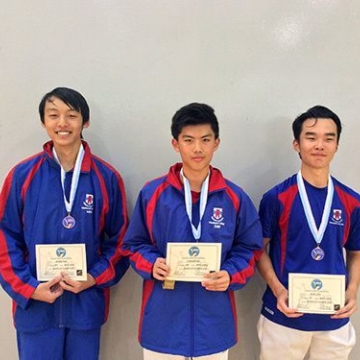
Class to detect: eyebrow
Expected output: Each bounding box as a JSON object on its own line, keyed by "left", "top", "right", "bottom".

{"left": 45, "top": 107, "right": 59, "bottom": 112}
{"left": 304, "top": 131, "right": 336, "bottom": 137}
{"left": 45, "top": 106, "right": 78, "bottom": 113}
{"left": 181, "top": 133, "right": 213, "bottom": 139}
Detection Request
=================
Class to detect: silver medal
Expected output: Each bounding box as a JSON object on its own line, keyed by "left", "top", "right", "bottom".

{"left": 311, "top": 246, "right": 325, "bottom": 261}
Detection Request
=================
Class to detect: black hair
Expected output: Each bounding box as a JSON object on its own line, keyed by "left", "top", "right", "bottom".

{"left": 171, "top": 103, "right": 219, "bottom": 140}
{"left": 292, "top": 105, "right": 342, "bottom": 143}
{"left": 38, "top": 87, "right": 90, "bottom": 125}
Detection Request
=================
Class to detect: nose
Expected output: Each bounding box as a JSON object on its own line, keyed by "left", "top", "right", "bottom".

{"left": 193, "top": 140, "right": 203, "bottom": 153}
{"left": 58, "top": 115, "right": 68, "bottom": 127}
{"left": 315, "top": 139, "right": 324, "bottom": 150}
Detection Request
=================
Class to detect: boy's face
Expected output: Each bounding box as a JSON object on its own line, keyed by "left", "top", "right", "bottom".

{"left": 172, "top": 124, "right": 219, "bottom": 176}
{"left": 293, "top": 118, "right": 338, "bottom": 171}
{"left": 41, "top": 97, "right": 89, "bottom": 150}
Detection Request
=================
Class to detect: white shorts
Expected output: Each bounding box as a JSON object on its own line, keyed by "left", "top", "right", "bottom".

{"left": 257, "top": 314, "right": 356, "bottom": 360}
{"left": 143, "top": 348, "right": 229, "bottom": 360}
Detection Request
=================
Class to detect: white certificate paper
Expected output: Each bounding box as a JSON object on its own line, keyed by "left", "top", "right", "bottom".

{"left": 288, "top": 273, "right": 345, "bottom": 314}
{"left": 36, "top": 244, "right": 87, "bottom": 281}
{"left": 165, "top": 242, "right": 222, "bottom": 282}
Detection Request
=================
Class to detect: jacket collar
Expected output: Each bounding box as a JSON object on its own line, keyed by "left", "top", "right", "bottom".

{"left": 43, "top": 140, "right": 92, "bottom": 172}
{"left": 166, "top": 162, "right": 227, "bottom": 193}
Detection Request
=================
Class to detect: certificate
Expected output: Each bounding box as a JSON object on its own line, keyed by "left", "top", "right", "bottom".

{"left": 36, "top": 244, "right": 87, "bottom": 281}
{"left": 165, "top": 242, "right": 222, "bottom": 282}
{"left": 288, "top": 273, "right": 345, "bottom": 314}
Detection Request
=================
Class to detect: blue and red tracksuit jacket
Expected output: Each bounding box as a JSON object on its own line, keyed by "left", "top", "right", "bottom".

{"left": 123, "top": 163, "right": 263, "bottom": 357}
{"left": 259, "top": 174, "right": 360, "bottom": 331}
{"left": 0, "top": 141, "right": 129, "bottom": 332}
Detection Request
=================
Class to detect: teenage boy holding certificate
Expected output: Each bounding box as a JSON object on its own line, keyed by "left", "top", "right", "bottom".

{"left": 0, "top": 87, "right": 129, "bottom": 360}
{"left": 123, "top": 103, "right": 263, "bottom": 359}
{"left": 257, "top": 105, "right": 360, "bottom": 359}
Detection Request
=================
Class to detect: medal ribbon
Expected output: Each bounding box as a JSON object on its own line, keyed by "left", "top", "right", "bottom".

{"left": 181, "top": 168, "right": 210, "bottom": 240}
{"left": 296, "top": 171, "right": 334, "bottom": 247}
{"left": 53, "top": 144, "right": 85, "bottom": 215}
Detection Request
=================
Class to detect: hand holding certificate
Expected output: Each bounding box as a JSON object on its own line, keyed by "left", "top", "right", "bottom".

{"left": 288, "top": 273, "right": 345, "bottom": 314}
{"left": 36, "top": 244, "right": 87, "bottom": 281}
{"left": 165, "top": 242, "right": 222, "bottom": 282}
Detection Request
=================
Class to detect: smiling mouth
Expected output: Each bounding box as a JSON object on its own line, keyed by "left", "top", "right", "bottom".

{"left": 56, "top": 131, "right": 71, "bottom": 135}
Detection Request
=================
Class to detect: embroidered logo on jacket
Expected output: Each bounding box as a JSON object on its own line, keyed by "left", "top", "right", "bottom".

{"left": 209, "top": 207, "right": 225, "bottom": 229}
{"left": 81, "top": 194, "right": 94, "bottom": 213}
{"left": 329, "top": 209, "right": 344, "bottom": 226}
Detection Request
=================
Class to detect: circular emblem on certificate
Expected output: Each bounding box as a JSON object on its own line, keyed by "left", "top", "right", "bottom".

{"left": 311, "top": 247, "right": 325, "bottom": 261}
{"left": 62, "top": 215, "right": 76, "bottom": 229}
{"left": 311, "top": 278, "right": 323, "bottom": 290}
{"left": 56, "top": 247, "right": 67, "bottom": 257}
{"left": 188, "top": 246, "right": 200, "bottom": 257}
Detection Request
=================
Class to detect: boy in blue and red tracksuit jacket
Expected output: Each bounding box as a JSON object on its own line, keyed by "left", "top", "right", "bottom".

{"left": 257, "top": 105, "right": 360, "bottom": 360}
{"left": 123, "top": 103, "right": 263, "bottom": 359}
{"left": 0, "top": 87, "right": 129, "bottom": 360}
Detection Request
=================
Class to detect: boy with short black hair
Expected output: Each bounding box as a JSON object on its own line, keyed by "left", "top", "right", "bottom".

{"left": 257, "top": 105, "right": 360, "bottom": 359}
{"left": 0, "top": 87, "right": 129, "bottom": 359}
{"left": 123, "top": 102, "right": 263, "bottom": 359}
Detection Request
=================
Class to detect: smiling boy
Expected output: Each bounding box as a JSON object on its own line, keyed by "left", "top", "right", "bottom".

{"left": 0, "top": 87, "right": 129, "bottom": 359}
{"left": 257, "top": 105, "right": 360, "bottom": 359}
{"left": 123, "top": 102, "right": 263, "bottom": 359}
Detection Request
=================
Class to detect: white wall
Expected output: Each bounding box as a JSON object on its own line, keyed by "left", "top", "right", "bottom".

{"left": 1, "top": 1, "right": 360, "bottom": 359}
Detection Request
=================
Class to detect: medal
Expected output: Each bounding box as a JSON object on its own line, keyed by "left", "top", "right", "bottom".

{"left": 62, "top": 214, "right": 76, "bottom": 229}
{"left": 297, "top": 171, "right": 334, "bottom": 261}
{"left": 53, "top": 145, "right": 84, "bottom": 229}
{"left": 311, "top": 246, "right": 325, "bottom": 261}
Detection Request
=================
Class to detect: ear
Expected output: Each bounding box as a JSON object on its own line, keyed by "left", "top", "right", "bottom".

{"left": 172, "top": 138, "right": 180, "bottom": 153}
{"left": 83, "top": 121, "right": 90, "bottom": 129}
{"left": 293, "top": 139, "right": 300, "bottom": 153}
{"left": 213, "top": 137, "right": 220, "bottom": 151}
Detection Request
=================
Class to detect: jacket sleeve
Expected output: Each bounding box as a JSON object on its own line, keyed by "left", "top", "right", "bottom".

{"left": 0, "top": 168, "right": 39, "bottom": 309}
{"left": 88, "top": 170, "right": 129, "bottom": 287}
{"left": 122, "top": 190, "right": 162, "bottom": 280}
{"left": 221, "top": 190, "right": 263, "bottom": 291}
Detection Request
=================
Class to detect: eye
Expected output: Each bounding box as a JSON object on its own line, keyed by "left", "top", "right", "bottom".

{"left": 67, "top": 113, "right": 81, "bottom": 121}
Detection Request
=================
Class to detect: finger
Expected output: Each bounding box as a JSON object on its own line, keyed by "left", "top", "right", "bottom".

{"left": 332, "top": 306, "right": 356, "bottom": 318}
{"left": 47, "top": 275, "right": 62, "bottom": 287}
{"left": 203, "top": 272, "right": 218, "bottom": 279}
{"left": 202, "top": 280, "right": 227, "bottom": 291}
{"left": 157, "top": 267, "right": 170, "bottom": 277}
{"left": 61, "top": 273, "right": 78, "bottom": 287}
{"left": 60, "top": 271, "right": 71, "bottom": 280}
{"left": 155, "top": 258, "right": 167, "bottom": 268}
{"left": 156, "top": 265, "right": 168, "bottom": 274}
{"left": 279, "top": 306, "right": 304, "bottom": 317}
{"left": 59, "top": 279, "right": 79, "bottom": 291}
{"left": 285, "top": 313, "right": 304, "bottom": 318}
{"left": 334, "top": 303, "right": 353, "bottom": 315}
{"left": 155, "top": 271, "right": 167, "bottom": 279}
